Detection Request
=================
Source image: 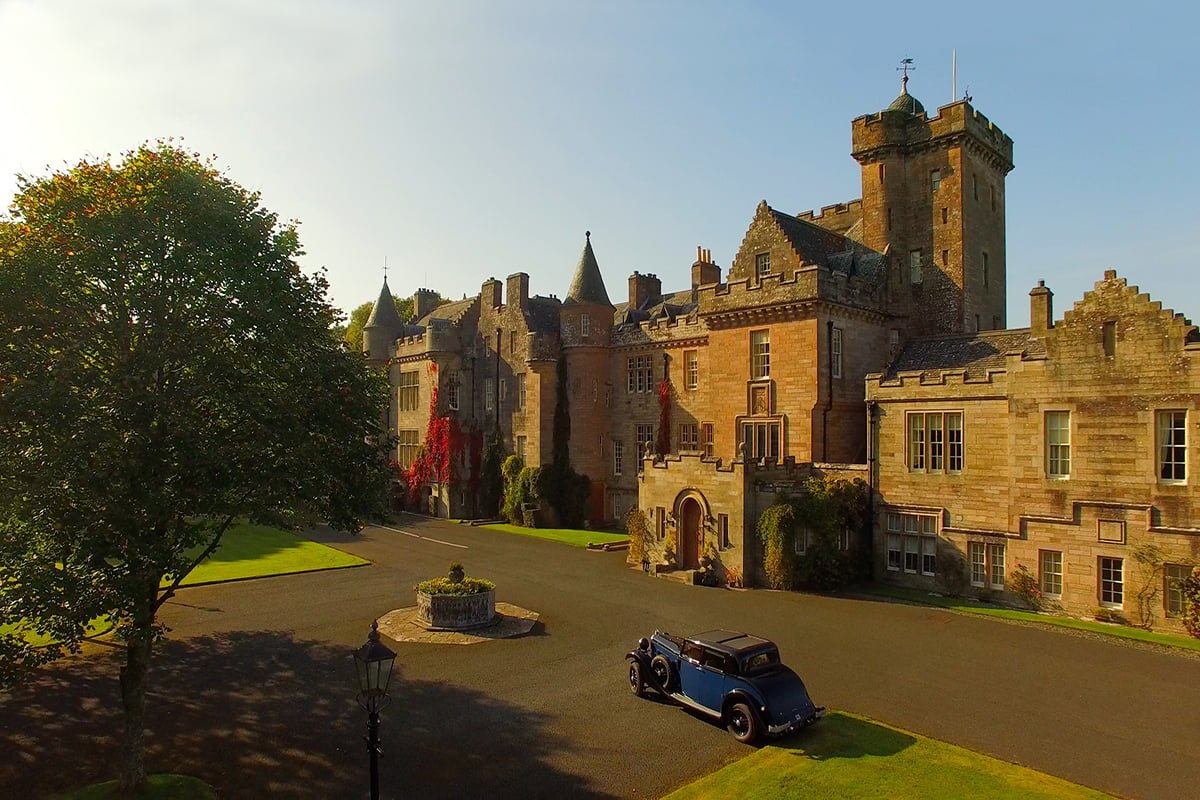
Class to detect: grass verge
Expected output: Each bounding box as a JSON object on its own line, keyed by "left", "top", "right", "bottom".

{"left": 2, "top": 522, "right": 366, "bottom": 646}
{"left": 665, "top": 711, "right": 1111, "bottom": 800}
{"left": 482, "top": 523, "right": 628, "bottom": 548}
{"left": 56, "top": 774, "right": 216, "bottom": 799}
{"left": 862, "top": 584, "right": 1200, "bottom": 652}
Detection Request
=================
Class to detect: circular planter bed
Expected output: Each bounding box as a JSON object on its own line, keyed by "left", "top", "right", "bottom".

{"left": 415, "top": 569, "right": 497, "bottom": 631}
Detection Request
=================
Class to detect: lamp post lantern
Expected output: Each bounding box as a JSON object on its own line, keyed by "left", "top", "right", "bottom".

{"left": 354, "top": 620, "right": 397, "bottom": 800}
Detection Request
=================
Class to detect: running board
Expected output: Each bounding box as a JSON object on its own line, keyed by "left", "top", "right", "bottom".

{"left": 668, "top": 692, "right": 721, "bottom": 719}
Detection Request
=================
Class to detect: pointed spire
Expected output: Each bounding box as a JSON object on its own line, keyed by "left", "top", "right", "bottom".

{"left": 564, "top": 230, "right": 612, "bottom": 307}
{"left": 364, "top": 276, "right": 405, "bottom": 330}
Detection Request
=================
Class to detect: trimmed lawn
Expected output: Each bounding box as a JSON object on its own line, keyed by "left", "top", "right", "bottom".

{"left": 482, "top": 523, "right": 628, "bottom": 548}
{"left": 2, "top": 523, "right": 365, "bottom": 646}
{"left": 173, "top": 521, "right": 367, "bottom": 586}
{"left": 863, "top": 585, "right": 1200, "bottom": 653}
{"left": 665, "top": 712, "right": 1112, "bottom": 800}
{"left": 57, "top": 774, "right": 216, "bottom": 799}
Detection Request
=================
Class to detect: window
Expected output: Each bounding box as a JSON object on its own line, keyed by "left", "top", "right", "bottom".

{"left": 741, "top": 420, "right": 781, "bottom": 461}
{"left": 972, "top": 173, "right": 979, "bottom": 201}
{"left": 909, "top": 250, "right": 922, "bottom": 284}
{"left": 987, "top": 543, "right": 1006, "bottom": 590}
{"left": 879, "top": 164, "right": 885, "bottom": 183}
{"left": 969, "top": 541, "right": 1006, "bottom": 589}
{"left": 636, "top": 424, "right": 655, "bottom": 466}
{"left": 889, "top": 329, "right": 900, "bottom": 350}
{"left": 656, "top": 507, "right": 666, "bottom": 540}
{"left": 484, "top": 378, "right": 494, "bottom": 411}
{"left": 398, "top": 370, "right": 420, "bottom": 412}
{"left": 397, "top": 429, "right": 420, "bottom": 468}
{"left": 975, "top": 314, "right": 981, "bottom": 332}
{"left": 1102, "top": 321, "right": 1116, "bottom": 357}
{"left": 794, "top": 525, "right": 810, "bottom": 556}
{"left": 831, "top": 327, "right": 843, "bottom": 379}
{"left": 907, "top": 411, "right": 963, "bottom": 472}
{"left": 887, "top": 207, "right": 893, "bottom": 231}
{"left": 446, "top": 371, "right": 460, "bottom": 411}
{"left": 510, "top": 330, "right": 516, "bottom": 354}
{"left": 886, "top": 512, "right": 936, "bottom": 576}
{"left": 499, "top": 378, "right": 507, "bottom": 404}
{"left": 1046, "top": 411, "right": 1070, "bottom": 478}
{"left": 750, "top": 330, "right": 770, "bottom": 379}
{"left": 993, "top": 315, "right": 1002, "bottom": 331}
{"left": 1165, "top": 564, "right": 1192, "bottom": 617}
{"left": 680, "top": 423, "right": 699, "bottom": 451}
{"left": 580, "top": 314, "right": 590, "bottom": 338}
{"left": 517, "top": 373, "right": 527, "bottom": 410}
{"left": 982, "top": 251, "right": 989, "bottom": 287}
{"left": 941, "top": 207, "right": 948, "bottom": 225}
{"left": 684, "top": 350, "right": 699, "bottom": 389}
{"left": 626, "top": 355, "right": 653, "bottom": 393}
{"left": 930, "top": 169, "right": 941, "bottom": 192}
{"left": 755, "top": 252, "right": 771, "bottom": 277}
{"left": 1100, "top": 557, "right": 1124, "bottom": 607}
{"left": 990, "top": 185, "right": 996, "bottom": 211}
{"left": 613, "top": 439, "right": 624, "bottom": 476}
{"left": 516, "top": 436, "right": 527, "bottom": 463}
{"left": 701, "top": 423, "right": 714, "bottom": 458}
{"left": 718, "top": 514, "right": 730, "bottom": 549}
{"left": 1157, "top": 410, "right": 1186, "bottom": 481}
{"left": 1040, "top": 550, "right": 1063, "bottom": 597}
{"left": 941, "top": 249, "right": 949, "bottom": 266}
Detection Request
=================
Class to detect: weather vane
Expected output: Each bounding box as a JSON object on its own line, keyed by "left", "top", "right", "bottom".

{"left": 383, "top": 255, "right": 388, "bottom": 279}
{"left": 897, "top": 57, "right": 915, "bottom": 92}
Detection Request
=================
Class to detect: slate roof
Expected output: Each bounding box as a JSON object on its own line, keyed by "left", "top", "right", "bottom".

{"left": 363, "top": 277, "right": 405, "bottom": 332}
{"left": 416, "top": 297, "right": 474, "bottom": 326}
{"left": 767, "top": 205, "right": 886, "bottom": 280}
{"left": 613, "top": 288, "right": 696, "bottom": 329}
{"left": 526, "top": 295, "right": 563, "bottom": 334}
{"left": 887, "top": 89, "right": 926, "bottom": 116}
{"left": 888, "top": 328, "right": 1046, "bottom": 379}
{"left": 564, "top": 233, "right": 613, "bottom": 307}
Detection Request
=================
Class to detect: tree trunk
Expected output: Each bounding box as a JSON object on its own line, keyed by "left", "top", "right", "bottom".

{"left": 119, "top": 584, "right": 157, "bottom": 793}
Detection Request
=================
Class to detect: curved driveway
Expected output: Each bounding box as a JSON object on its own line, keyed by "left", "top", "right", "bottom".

{"left": 2, "top": 515, "right": 1196, "bottom": 798}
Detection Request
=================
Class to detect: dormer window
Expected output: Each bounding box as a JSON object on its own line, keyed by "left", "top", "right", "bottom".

{"left": 755, "top": 252, "right": 771, "bottom": 277}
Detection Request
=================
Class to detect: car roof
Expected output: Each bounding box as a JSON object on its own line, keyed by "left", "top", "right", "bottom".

{"left": 690, "top": 630, "right": 776, "bottom": 656}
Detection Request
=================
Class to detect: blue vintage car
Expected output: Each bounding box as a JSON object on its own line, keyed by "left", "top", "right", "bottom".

{"left": 626, "top": 629, "right": 824, "bottom": 743}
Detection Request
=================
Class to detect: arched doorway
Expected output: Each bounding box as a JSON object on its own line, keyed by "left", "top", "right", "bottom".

{"left": 678, "top": 498, "right": 702, "bottom": 570}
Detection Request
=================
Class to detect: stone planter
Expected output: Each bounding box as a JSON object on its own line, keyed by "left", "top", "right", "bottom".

{"left": 416, "top": 588, "right": 497, "bottom": 631}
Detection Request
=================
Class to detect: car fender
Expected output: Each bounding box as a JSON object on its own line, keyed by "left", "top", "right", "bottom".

{"left": 626, "top": 649, "right": 651, "bottom": 669}
{"left": 722, "top": 688, "right": 764, "bottom": 720}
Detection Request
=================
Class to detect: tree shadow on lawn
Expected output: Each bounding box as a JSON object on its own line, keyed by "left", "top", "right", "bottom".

{"left": 773, "top": 712, "right": 916, "bottom": 761}
{"left": 0, "top": 631, "right": 608, "bottom": 799}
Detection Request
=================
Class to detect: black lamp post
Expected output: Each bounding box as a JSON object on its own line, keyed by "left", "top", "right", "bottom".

{"left": 354, "top": 620, "right": 397, "bottom": 800}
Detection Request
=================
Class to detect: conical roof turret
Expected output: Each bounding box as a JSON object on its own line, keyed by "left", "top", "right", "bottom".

{"left": 364, "top": 276, "right": 405, "bottom": 331}
{"left": 564, "top": 231, "right": 612, "bottom": 307}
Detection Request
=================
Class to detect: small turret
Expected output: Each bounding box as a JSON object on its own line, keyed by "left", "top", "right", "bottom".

{"left": 363, "top": 276, "right": 405, "bottom": 364}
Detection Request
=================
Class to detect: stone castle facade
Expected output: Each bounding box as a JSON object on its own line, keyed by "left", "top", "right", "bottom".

{"left": 363, "top": 79, "right": 1197, "bottom": 631}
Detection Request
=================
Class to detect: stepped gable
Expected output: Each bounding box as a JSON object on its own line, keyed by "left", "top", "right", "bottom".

{"left": 888, "top": 329, "right": 1045, "bottom": 380}
{"left": 764, "top": 203, "right": 885, "bottom": 278}
{"left": 414, "top": 296, "right": 474, "bottom": 327}
{"left": 564, "top": 231, "right": 613, "bottom": 307}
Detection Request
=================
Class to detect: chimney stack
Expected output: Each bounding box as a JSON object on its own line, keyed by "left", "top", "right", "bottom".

{"left": 628, "top": 271, "right": 662, "bottom": 310}
{"left": 1030, "top": 280, "right": 1053, "bottom": 335}
{"left": 413, "top": 288, "right": 438, "bottom": 322}
{"left": 506, "top": 272, "right": 529, "bottom": 311}
{"left": 482, "top": 277, "right": 503, "bottom": 309}
{"left": 691, "top": 245, "right": 721, "bottom": 288}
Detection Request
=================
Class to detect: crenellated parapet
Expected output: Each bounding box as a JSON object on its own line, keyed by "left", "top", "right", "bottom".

{"left": 611, "top": 313, "right": 706, "bottom": 349}
{"left": 697, "top": 262, "right": 886, "bottom": 322}
{"left": 852, "top": 99, "right": 1013, "bottom": 172}
{"left": 796, "top": 199, "right": 863, "bottom": 236}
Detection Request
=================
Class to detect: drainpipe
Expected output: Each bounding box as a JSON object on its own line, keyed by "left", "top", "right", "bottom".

{"left": 867, "top": 399, "right": 880, "bottom": 567}
{"left": 494, "top": 328, "right": 502, "bottom": 436}
{"left": 822, "top": 320, "right": 834, "bottom": 462}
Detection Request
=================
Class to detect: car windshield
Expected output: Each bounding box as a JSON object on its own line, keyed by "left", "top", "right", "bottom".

{"left": 741, "top": 649, "right": 780, "bottom": 673}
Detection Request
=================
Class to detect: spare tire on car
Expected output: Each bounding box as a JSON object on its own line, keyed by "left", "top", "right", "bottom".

{"left": 649, "top": 654, "right": 675, "bottom": 692}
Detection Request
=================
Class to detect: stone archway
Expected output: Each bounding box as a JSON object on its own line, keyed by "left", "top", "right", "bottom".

{"left": 678, "top": 497, "right": 703, "bottom": 570}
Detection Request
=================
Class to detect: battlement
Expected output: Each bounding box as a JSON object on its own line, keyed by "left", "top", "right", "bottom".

{"left": 797, "top": 199, "right": 863, "bottom": 224}
{"left": 697, "top": 260, "right": 885, "bottom": 318}
{"left": 851, "top": 99, "right": 1013, "bottom": 168}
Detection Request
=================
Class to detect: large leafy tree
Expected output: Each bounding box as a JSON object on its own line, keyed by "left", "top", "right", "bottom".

{"left": 0, "top": 144, "right": 391, "bottom": 791}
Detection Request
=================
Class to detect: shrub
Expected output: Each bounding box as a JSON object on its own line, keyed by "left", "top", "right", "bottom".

{"left": 758, "top": 475, "right": 869, "bottom": 591}
{"left": 1008, "top": 562, "right": 1043, "bottom": 610}
{"left": 417, "top": 576, "right": 495, "bottom": 595}
{"left": 625, "top": 508, "right": 651, "bottom": 566}
{"left": 758, "top": 503, "right": 796, "bottom": 590}
{"left": 938, "top": 546, "right": 969, "bottom": 597}
{"left": 500, "top": 457, "right": 541, "bottom": 525}
{"left": 1182, "top": 567, "right": 1200, "bottom": 639}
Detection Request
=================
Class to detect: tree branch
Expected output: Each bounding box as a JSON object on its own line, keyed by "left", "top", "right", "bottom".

{"left": 151, "top": 510, "right": 240, "bottom": 614}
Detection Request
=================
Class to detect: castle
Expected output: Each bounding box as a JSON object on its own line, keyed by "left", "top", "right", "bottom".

{"left": 363, "top": 77, "right": 1198, "bottom": 632}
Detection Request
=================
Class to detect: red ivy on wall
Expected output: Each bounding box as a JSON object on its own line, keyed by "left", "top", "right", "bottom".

{"left": 395, "top": 362, "right": 465, "bottom": 506}
{"left": 655, "top": 378, "right": 671, "bottom": 456}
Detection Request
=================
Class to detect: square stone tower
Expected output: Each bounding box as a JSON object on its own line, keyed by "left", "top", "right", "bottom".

{"left": 851, "top": 78, "right": 1014, "bottom": 336}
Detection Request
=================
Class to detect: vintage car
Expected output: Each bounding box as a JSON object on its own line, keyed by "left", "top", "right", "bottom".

{"left": 626, "top": 629, "right": 824, "bottom": 743}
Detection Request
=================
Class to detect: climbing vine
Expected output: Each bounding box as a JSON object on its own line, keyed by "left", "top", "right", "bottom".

{"left": 395, "top": 362, "right": 464, "bottom": 509}
{"left": 757, "top": 476, "right": 870, "bottom": 590}
{"left": 1182, "top": 567, "right": 1200, "bottom": 639}
{"left": 655, "top": 378, "right": 671, "bottom": 457}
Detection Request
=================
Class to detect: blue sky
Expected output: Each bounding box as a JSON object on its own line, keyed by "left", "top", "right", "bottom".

{"left": 0, "top": 1, "right": 1194, "bottom": 325}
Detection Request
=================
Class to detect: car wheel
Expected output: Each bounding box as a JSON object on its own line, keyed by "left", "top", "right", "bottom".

{"left": 726, "top": 702, "right": 760, "bottom": 744}
{"left": 628, "top": 660, "right": 646, "bottom": 697}
{"left": 649, "top": 654, "right": 675, "bottom": 692}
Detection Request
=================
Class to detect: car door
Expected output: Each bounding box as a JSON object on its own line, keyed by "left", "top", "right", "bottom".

{"left": 676, "top": 642, "right": 716, "bottom": 711}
